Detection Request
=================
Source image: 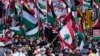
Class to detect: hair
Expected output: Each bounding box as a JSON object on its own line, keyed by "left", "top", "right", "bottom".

{"left": 92, "top": 49, "right": 97, "bottom": 53}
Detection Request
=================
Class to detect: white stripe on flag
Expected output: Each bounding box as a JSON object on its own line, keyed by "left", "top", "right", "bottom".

{"left": 26, "top": 26, "right": 38, "bottom": 35}
{"left": 80, "top": 41, "right": 84, "bottom": 50}
{"left": 60, "top": 25, "right": 73, "bottom": 44}
{"left": 10, "top": 26, "right": 20, "bottom": 31}
{"left": 23, "top": 10, "right": 38, "bottom": 24}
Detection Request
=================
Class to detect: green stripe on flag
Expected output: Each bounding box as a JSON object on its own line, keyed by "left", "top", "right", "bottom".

{"left": 75, "top": 17, "right": 81, "bottom": 24}
{"left": 10, "top": 26, "right": 25, "bottom": 36}
{"left": 40, "top": 17, "right": 46, "bottom": 23}
{"left": 83, "top": 1, "right": 93, "bottom": 9}
{"left": 15, "top": 4, "right": 21, "bottom": 11}
{"left": 21, "top": 17, "right": 36, "bottom": 29}
{"left": 47, "top": 15, "right": 56, "bottom": 25}
{"left": 39, "top": 13, "right": 46, "bottom": 23}
{"left": 38, "top": 3, "right": 46, "bottom": 9}
{"left": 38, "top": 0, "right": 46, "bottom": 10}
{"left": 25, "top": 26, "right": 40, "bottom": 39}
{"left": 22, "top": 10, "right": 38, "bottom": 29}
{"left": 77, "top": 32, "right": 86, "bottom": 44}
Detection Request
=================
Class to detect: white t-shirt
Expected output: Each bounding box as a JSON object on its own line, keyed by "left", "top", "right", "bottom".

{"left": 35, "top": 54, "right": 47, "bottom": 56}
{"left": 13, "top": 52, "right": 26, "bottom": 56}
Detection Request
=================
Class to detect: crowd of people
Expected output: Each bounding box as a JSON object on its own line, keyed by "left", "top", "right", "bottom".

{"left": 0, "top": 0, "right": 100, "bottom": 56}
{"left": 0, "top": 34, "right": 100, "bottom": 56}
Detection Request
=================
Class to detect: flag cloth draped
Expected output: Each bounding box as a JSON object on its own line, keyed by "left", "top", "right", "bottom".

{"left": 77, "top": 32, "right": 86, "bottom": 49}
{"left": 22, "top": 5, "right": 38, "bottom": 30}
{"left": 86, "top": 9, "right": 94, "bottom": 28}
{"left": 64, "top": 12, "right": 76, "bottom": 31}
{"left": 47, "top": 1, "right": 56, "bottom": 25}
{"left": 10, "top": 26, "right": 22, "bottom": 35}
{"left": 59, "top": 23, "right": 75, "bottom": 50}
{"left": 25, "top": 26, "right": 38, "bottom": 36}
{"left": 38, "top": 0, "right": 46, "bottom": 13}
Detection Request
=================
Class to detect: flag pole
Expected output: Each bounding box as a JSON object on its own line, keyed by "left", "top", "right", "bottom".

{"left": 42, "top": 0, "right": 48, "bottom": 40}
{"left": 97, "top": 3, "right": 100, "bottom": 56}
{"left": 37, "top": 2, "right": 40, "bottom": 39}
{"left": 49, "top": 34, "right": 59, "bottom": 46}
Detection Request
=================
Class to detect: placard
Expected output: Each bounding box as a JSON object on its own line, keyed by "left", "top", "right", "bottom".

{"left": 93, "top": 28, "right": 100, "bottom": 37}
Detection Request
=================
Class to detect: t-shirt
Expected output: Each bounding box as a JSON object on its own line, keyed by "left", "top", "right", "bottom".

{"left": 89, "top": 53, "right": 96, "bottom": 56}
{"left": 13, "top": 52, "right": 26, "bottom": 56}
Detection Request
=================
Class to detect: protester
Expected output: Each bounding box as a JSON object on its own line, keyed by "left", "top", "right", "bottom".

{"left": 89, "top": 48, "right": 97, "bottom": 56}
{"left": 0, "top": 0, "right": 100, "bottom": 56}
{"left": 0, "top": 42, "right": 5, "bottom": 56}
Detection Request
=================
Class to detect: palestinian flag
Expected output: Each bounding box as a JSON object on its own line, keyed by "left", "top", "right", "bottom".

{"left": 15, "top": 2, "right": 22, "bottom": 15}
{"left": 28, "top": 1, "right": 35, "bottom": 16}
{"left": 38, "top": 8, "right": 46, "bottom": 23}
{"left": 7, "top": 0, "right": 15, "bottom": 17}
{"left": 83, "top": 1, "right": 90, "bottom": 8}
{"left": 38, "top": 0, "right": 46, "bottom": 12}
{"left": 83, "top": 1, "right": 93, "bottom": 10}
{"left": 10, "top": 26, "right": 27, "bottom": 36}
{"left": 25, "top": 26, "right": 38, "bottom": 36}
{"left": 59, "top": 23, "right": 75, "bottom": 50}
{"left": 10, "top": 26, "right": 22, "bottom": 35}
{"left": 22, "top": 5, "right": 38, "bottom": 30}
{"left": 77, "top": 32, "right": 86, "bottom": 49}
{"left": 47, "top": 1, "right": 56, "bottom": 25}
{"left": 47, "top": 12, "right": 56, "bottom": 25}
{"left": 39, "top": 11, "right": 46, "bottom": 23}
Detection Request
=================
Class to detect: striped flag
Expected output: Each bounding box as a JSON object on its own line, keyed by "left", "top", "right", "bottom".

{"left": 47, "top": 1, "right": 56, "bottom": 25}
{"left": 38, "top": 0, "right": 46, "bottom": 9}
{"left": 82, "top": 1, "right": 91, "bottom": 12}
{"left": 64, "top": 12, "right": 76, "bottom": 31}
{"left": 25, "top": 26, "right": 38, "bottom": 36}
{"left": 77, "top": 32, "right": 86, "bottom": 49}
{"left": 10, "top": 26, "right": 22, "bottom": 35}
{"left": 38, "top": 0, "right": 47, "bottom": 13}
{"left": 22, "top": 5, "right": 38, "bottom": 30}
{"left": 28, "top": 1, "right": 35, "bottom": 16}
{"left": 59, "top": 23, "right": 75, "bottom": 50}
{"left": 83, "top": 1, "right": 91, "bottom": 8}
{"left": 15, "top": 2, "right": 22, "bottom": 15}
{"left": 39, "top": 9, "right": 46, "bottom": 23}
